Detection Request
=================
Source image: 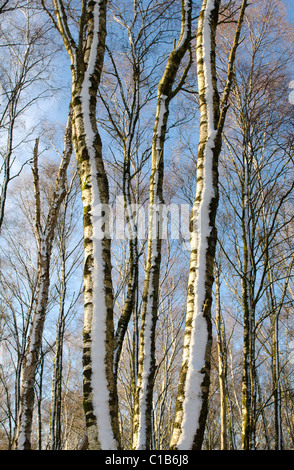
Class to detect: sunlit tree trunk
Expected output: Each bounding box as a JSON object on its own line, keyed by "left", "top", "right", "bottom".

{"left": 49, "top": 250, "right": 66, "bottom": 450}
{"left": 13, "top": 111, "right": 73, "bottom": 449}
{"left": 51, "top": 0, "right": 120, "bottom": 449}
{"left": 215, "top": 263, "right": 228, "bottom": 450}
{"left": 240, "top": 144, "right": 256, "bottom": 450}
{"left": 170, "top": 0, "right": 221, "bottom": 450}
{"left": 133, "top": 0, "right": 192, "bottom": 450}
{"left": 171, "top": 0, "right": 248, "bottom": 450}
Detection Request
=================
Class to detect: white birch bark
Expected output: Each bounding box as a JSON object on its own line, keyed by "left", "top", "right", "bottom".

{"left": 170, "top": 0, "right": 220, "bottom": 450}
{"left": 14, "top": 111, "right": 73, "bottom": 450}
{"left": 52, "top": 0, "right": 120, "bottom": 449}
{"left": 215, "top": 263, "right": 228, "bottom": 450}
{"left": 170, "top": 0, "right": 248, "bottom": 450}
{"left": 133, "top": 0, "right": 192, "bottom": 450}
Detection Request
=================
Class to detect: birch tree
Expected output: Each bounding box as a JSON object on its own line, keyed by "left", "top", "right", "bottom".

{"left": 42, "top": 0, "right": 121, "bottom": 449}
{"left": 13, "top": 109, "right": 73, "bottom": 449}
{"left": 49, "top": 174, "right": 83, "bottom": 450}
{"left": 0, "top": 2, "right": 55, "bottom": 233}
{"left": 133, "top": 0, "right": 192, "bottom": 450}
{"left": 0, "top": 196, "right": 39, "bottom": 448}
{"left": 217, "top": 0, "right": 294, "bottom": 449}
{"left": 170, "top": 0, "right": 248, "bottom": 450}
{"left": 214, "top": 262, "right": 228, "bottom": 449}
{"left": 97, "top": 0, "right": 166, "bottom": 384}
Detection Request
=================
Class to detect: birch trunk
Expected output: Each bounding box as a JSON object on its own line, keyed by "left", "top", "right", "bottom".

{"left": 271, "top": 285, "right": 283, "bottom": 450}
{"left": 49, "top": 253, "right": 66, "bottom": 450}
{"left": 240, "top": 144, "right": 257, "bottom": 450}
{"left": 0, "top": 104, "right": 15, "bottom": 233}
{"left": 113, "top": 63, "right": 141, "bottom": 384}
{"left": 215, "top": 263, "right": 228, "bottom": 450}
{"left": 52, "top": 0, "right": 120, "bottom": 449}
{"left": 133, "top": 0, "right": 192, "bottom": 450}
{"left": 13, "top": 112, "right": 73, "bottom": 450}
{"left": 170, "top": 0, "right": 248, "bottom": 450}
{"left": 170, "top": 0, "right": 221, "bottom": 450}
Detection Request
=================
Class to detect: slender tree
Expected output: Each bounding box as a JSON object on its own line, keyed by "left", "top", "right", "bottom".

{"left": 13, "top": 108, "right": 73, "bottom": 449}
{"left": 214, "top": 262, "right": 228, "bottom": 449}
{"left": 0, "top": 2, "right": 55, "bottom": 233}
{"left": 170, "top": 0, "right": 248, "bottom": 450}
{"left": 133, "top": 0, "right": 192, "bottom": 450}
{"left": 45, "top": 0, "right": 120, "bottom": 449}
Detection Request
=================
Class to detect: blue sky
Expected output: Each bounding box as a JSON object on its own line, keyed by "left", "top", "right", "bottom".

{"left": 284, "top": 0, "right": 294, "bottom": 84}
{"left": 284, "top": 0, "right": 294, "bottom": 20}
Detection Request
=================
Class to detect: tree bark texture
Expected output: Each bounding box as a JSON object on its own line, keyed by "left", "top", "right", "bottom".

{"left": 170, "top": 0, "right": 248, "bottom": 450}
{"left": 133, "top": 0, "right": 192, "bottom": 450}
{"left": 170, "top": 0, "right": 221, "bottom": 450}
{"left": 13, "top": 112, "right": 73, "bottom": 449}
{"left": 52, "top": 0, "right": 120, "bottom": 449}
{"left": 215, "top": 264, "right": 228, "bottom": 450}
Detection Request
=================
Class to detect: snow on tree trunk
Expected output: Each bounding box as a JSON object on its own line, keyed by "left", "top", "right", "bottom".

{"left": 170, "top": 0, "right": 221, "bottom": 450}
{"left": 52, "top": 0, "right": 120, "bottom": 449}
{"left": 133, "top": 0, "right": 192, "bottom": 450}
{"left": 14, "top": 116, "right": 73, "bottom": 449}
{"left": 170, "top": 0, "right": 248, "bottom": 449}
{"left": 133, "top": 92, "right": 168, "bottom": 450}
